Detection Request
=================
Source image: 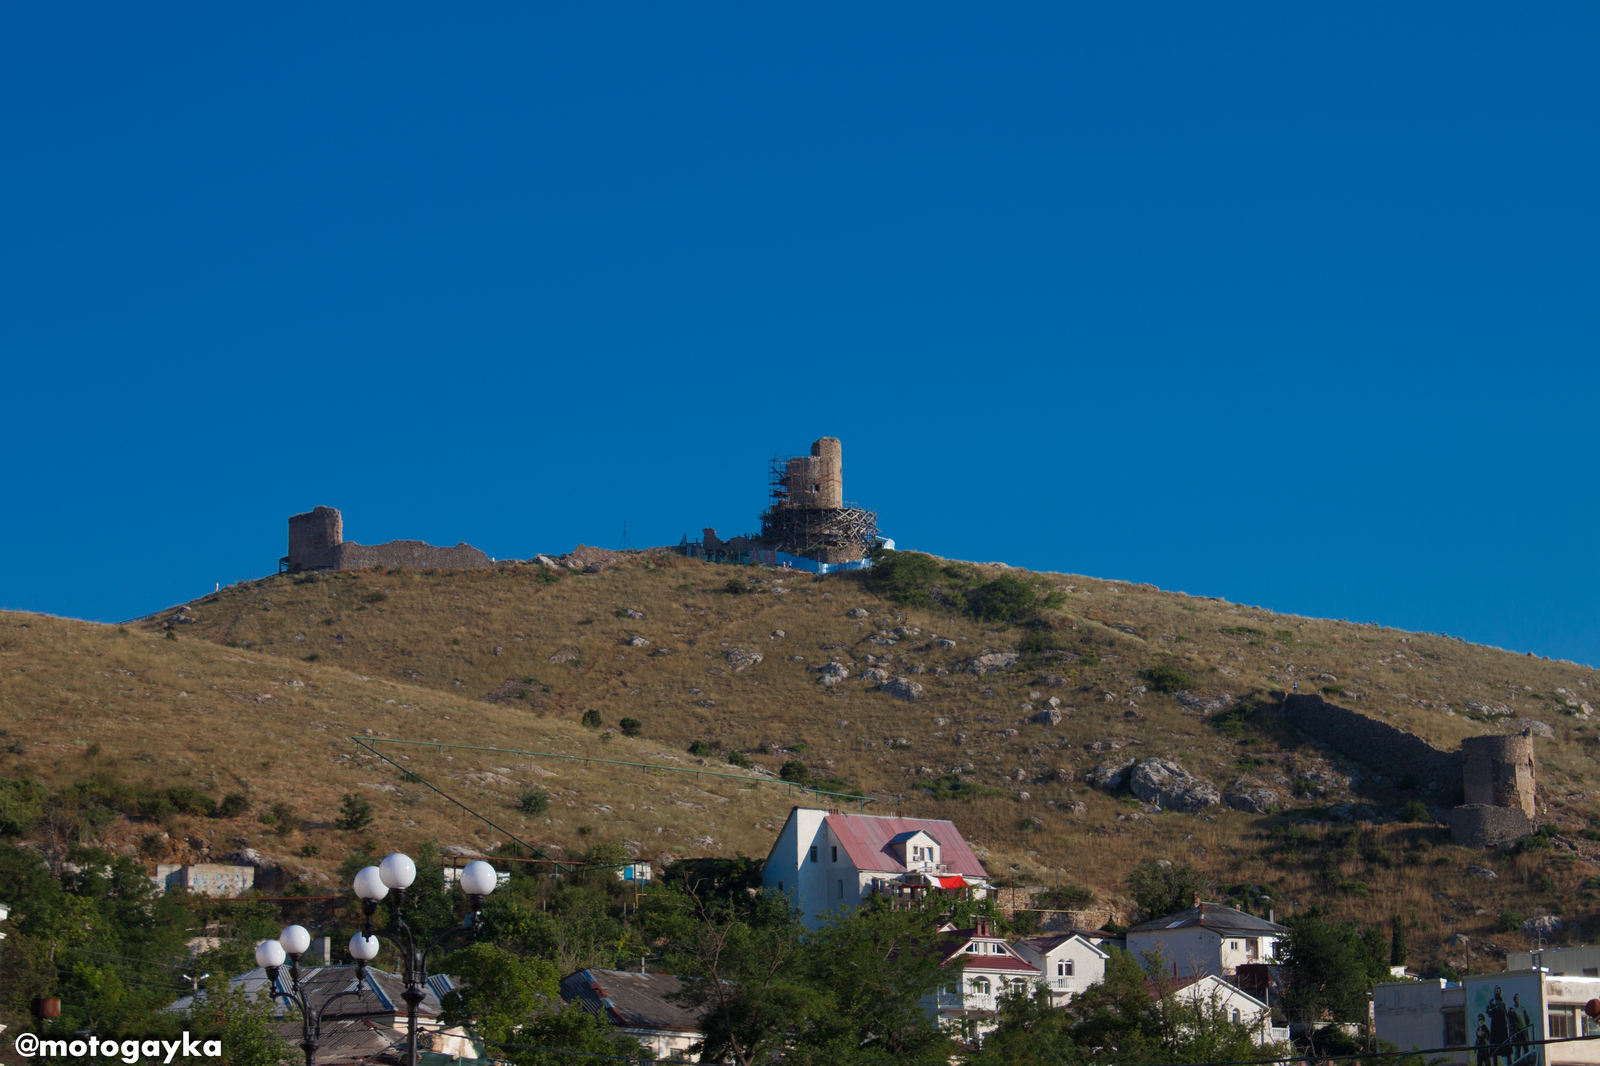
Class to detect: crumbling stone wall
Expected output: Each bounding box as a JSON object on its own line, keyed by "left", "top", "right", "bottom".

{"left": 281, "top": 506, "right": 491, "bottom": 572}
{"left": 1276, "top": 694, "right": 1464, "bottom": 801}
{"left": 1450, "top": 804, "right": 1534, "bottom": 848}
{"left": 780, "top": 437, "right": 844, "bottom": 511}
{"left": 1462, "top": 734, "right": 1537, "bottom": 817}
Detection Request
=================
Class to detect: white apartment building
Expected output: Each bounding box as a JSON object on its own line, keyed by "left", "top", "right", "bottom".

{"left": 929, "top": 917, "right": 1042, "bottom": 1038}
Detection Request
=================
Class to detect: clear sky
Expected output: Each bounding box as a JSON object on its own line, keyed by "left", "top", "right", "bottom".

{"left": 2, "top": 5, "right": 1596, "bottom": 665}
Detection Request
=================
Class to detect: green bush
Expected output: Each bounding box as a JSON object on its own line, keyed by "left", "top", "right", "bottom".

{"left": 517, "top": 788, "right": 550, "bottom": 815}
{"left": 725, "top": 750, "right": 751, "bottom": 768}
{"left": 723, "top": 578, "right": 745, "bottom": 595}
{"left": 779, "top": 760, "right": 810, "bottom": 783}
{"left": 581, "top": 710, "right": 604, "bottom": 729}
{"left": 925, "top": 775, "right": 1002, "bottom": 801}
{"left": 217, "top": 792, "right": 249, "bottom": 819}
{"left": 1400, "top": 799, "right": 1430, "bottom": 822}
{"left": 335, "top": 793, "right": 374, "bottom": 831}
{"left": 1140, "top": 664, "right": 1191, "bottom": 693}
{"left": 1035, "top": 884, "right": 1096, "bottom": 909}
{"left": 619, "top": 717, "right": 643, "bottom": 737}
{"left": 967, "top": 574, "right": 1060, "bottom": 624}
{"left": 688, "top": 740, "right": 714, "bottom": 757}
{"left": 363, "top": 592, "right": 388, "bottom": 603}
{"left": 1495, "top": 909, "right": 1526, "bottom": 933}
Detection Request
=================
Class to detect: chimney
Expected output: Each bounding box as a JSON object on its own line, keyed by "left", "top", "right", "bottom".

{"left": 976, "top": 918, "right": 990, "bottom": 937}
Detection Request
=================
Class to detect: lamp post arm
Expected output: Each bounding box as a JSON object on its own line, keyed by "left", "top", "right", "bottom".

{"left": 418, "top": 910, "right": 483, "bottom": 981}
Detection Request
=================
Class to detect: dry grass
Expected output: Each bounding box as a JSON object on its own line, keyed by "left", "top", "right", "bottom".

{"left": 4, "top": 552, "right": 1599, "bottom": 971}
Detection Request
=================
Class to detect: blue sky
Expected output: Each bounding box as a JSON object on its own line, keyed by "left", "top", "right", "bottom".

{"left": 2, "top": 5, "right": 1596, "bottom": 665}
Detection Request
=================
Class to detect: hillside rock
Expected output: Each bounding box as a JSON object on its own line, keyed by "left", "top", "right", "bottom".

{"left": 862, "top": 667, "right": 891, "bottom": 684}
{"left": 1522, "top": 915, "right": 1563, "bottom": 936}
{"left": 1223, "top": 780, "right": 1281, "bottom": 815}
{"left": 1175, "top": 691, "right": 1237, "bottom": 715}
{"left": 883, "top": 677, "right": 925, "bottom": 701}
{"left": 1510, "top": 718, "right": 1555, "bottom": 739}
{"left": 628, "top": 636, "right": 650, "bottom": 647}
{"left": 963, "top": 652, "right": 1019, "bottom": 675}
{"left": 1034, "top": 707, "right": 1063, "bottom": 725}
{"left": 1130, "top": 759, "right": 1221, "bottom": 812}
{"left": 726, "top": 648, "right": 764, "bottom": 671}
{"left": 623, "top": 608, "right": 645, "bottom": 620}
{"left": 847, "top": 608, "right": 871, "bottom": 619}
{"left": 1086, "top": 757, "right": 1137, "bottom": 790}
{"left": 549, "top": 646, "right": 581, "bottom": 663}
{"left": 936, "top": 638, "right": 957, "bottom": 649}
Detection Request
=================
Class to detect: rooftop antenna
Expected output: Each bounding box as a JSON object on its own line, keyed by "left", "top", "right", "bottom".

{"left": 618, "top": 520, "right": 633, "bottom": 551}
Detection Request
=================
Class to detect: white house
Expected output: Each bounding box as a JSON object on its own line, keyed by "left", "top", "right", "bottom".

{"left": 762, "top": 807, "right": 991, "bottom": 928}
{"left": 1150, "top": 974, "right": 1287, "bottom": 1046}
{"left": 1125, "top": 901, "right": 1286, "bottom": 979}
{"left": 929, "top": 917, "right": 1042, "bottom": 1039}
{"left": 1374, "top": 970, "right": 1600, "bottom": 1066}
{"left": 1013, "top": 933, "right": 1109, "bottom": 1005}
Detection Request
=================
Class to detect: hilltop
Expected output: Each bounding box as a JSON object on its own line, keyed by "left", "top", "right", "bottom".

{"left": 5, "top": 548, "right": 1600, "bottom": 972}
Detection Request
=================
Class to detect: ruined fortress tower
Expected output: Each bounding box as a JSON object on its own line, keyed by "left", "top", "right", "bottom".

{"left": 1451, "top": 731, "right": 1539, "bottom": 848}
{"left": 280, "top": 506, "right": 492, "bottom": 572}
{"left": 758, "top": 437, "right": 877, "bottom": 564}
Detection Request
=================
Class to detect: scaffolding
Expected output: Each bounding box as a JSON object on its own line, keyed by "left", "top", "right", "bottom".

{"left": 759, "top": 454, "right": 878, "bottom": 563}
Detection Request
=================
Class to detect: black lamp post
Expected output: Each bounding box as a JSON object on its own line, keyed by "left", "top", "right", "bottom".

{"left": 353, "top": 853, "right": 498, "bottom": 1066}
{"left": 255, "top": 924, "right": 378, "bottom": 1066}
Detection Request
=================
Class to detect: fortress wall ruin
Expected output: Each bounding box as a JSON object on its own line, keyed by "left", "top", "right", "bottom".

{"left": 1277, "top": 693, "right": 1465, "bottom": 802}
{"left": 282, "top": 506, "right": 491, "bottom": 572}
{"left": 1449, "top": 804, "right": 1535, "bottom": 849}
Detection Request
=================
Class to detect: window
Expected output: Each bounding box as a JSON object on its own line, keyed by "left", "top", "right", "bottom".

{"left": 1232, "top": 1010, "right": 1242, "bottom": 1024}
{"left": 837, "top": 880, "right": 844, "bottom": 899}
{"left": 1011, "top": 979, "right": 1027, "bottom": 993}
{"left": 1586, "top": 968, "right": 1599, "bottom": 978}
{"left": 966, "top": 943, "right": 978, "bottom": 953}
{"left": 1058, "top": 960, "right": 1074, "bottom": 977}
{"left": 777, "top": 882, "right": 783, "bottom": 893}
{"left": 809, "top": 846, "right": 817, "bottom": 863}
{"left": 1444, "top": 1010, "right": 1466, "bottom": 1047}
{"left": 831, "top": 846, "right": 838, "bottom": 862}
{"left": 970, "top": 977, "right": 991, "bottom": 995}
{"left": 1550, "top": 1013, "right": 1574, "bottom": 1039}
{"left": 1230, "top": 941, "right": 1239, "bottom": 951}
{"left": 993, "top": 943, "right": 1006, "bottom": 954}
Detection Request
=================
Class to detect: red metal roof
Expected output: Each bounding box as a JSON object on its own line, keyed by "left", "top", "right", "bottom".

{"left": 824, "top": 813, "right": 987, "bottom": 878}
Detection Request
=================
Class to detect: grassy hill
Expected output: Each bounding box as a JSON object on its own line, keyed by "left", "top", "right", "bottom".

{"left": 6, "top": 549, "right": 1600, "bottom": 973}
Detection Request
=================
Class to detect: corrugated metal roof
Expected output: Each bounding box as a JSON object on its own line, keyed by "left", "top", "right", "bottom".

{"left": 559, "top": 969, "right": 708, "bottom": 1035}
{"left": 1127, "top": 902, "right": 1287, "bottom": 936}
{"left": 824, "top": 813, "right": 987, "bottom": 877}
{"left": 166, "top": 966, "right": 446, "bottom": 1020}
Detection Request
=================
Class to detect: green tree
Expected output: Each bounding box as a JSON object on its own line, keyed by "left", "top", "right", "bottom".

{"left": 1125, "top": 861, "right": 1207, "bottom": 922}
{"left": 1390, "top": 912, "right": 1408, "bottom": 967}
{"left": 960, "top": 984, "right": 1077, "bottom": 1066}
{"left": 1279, "top": 909, "right": 1390, "bottom": 1036}
{"left": 502, "top": 1003, "right": 652, "bottom": 1066}
{"left": 334, "top": 793, "right": 373, "bottom": 831}
{"left": 438, "top": 943, "right": 560, "bottom": 1042}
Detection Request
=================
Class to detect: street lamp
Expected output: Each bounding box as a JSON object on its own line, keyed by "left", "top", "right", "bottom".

{"left": 354, "top": 854, "right": 497, "bottom": 1066}
{"left": 255, "top": 924, "right": 377, "bottom": 1066}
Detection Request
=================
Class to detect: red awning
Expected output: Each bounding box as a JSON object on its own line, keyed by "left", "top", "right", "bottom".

{"left": 935, "top": 875, "right": 966, "bottom": 890}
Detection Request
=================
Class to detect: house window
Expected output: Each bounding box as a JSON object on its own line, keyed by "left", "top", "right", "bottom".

{"left": 1444, "top": 1010, "right": 1466, "bottom": 1047}
{"left": 832, "top": 846, "right": 838, "bottom": 862}
{"left": 1011, "top": 978, "right": 1027, "bottom": 993}
{"left": 1232, "top": 1010, "right": 1242, "bottom": 1024}
{"left": 1230, "top": 941, "right": 1239, "bottom": 951}
{"left": 778, "top": 882, "right": 783, "bottom": 893}
{"left": 1058, "top": 961, "right": 1073, "bottom": 977}
{"left": 838, "top": 880, "right": 844, "bottom": 899}
{"left": 809, "top": 846, "right": 817, "bottom": 863}
{"left": 970, "top": 977, "right": 991, "bottom": 995}
{"left": 966, "top": 944, "right": 978, "bottom": 953}
{"left": 1550, "top": 1013, "right": 1574, "bottom": 1039}
{"left": 993, "top": 943, "right": 1005, "bottom": 954}
{"left": 1586, "top": 968, "right": 1600, "bottom": 978}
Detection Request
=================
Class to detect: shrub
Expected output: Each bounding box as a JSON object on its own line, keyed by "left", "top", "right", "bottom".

{"left": 1401, "top": 799, "right": 1430, "bottom": 823}
{"left": 723, "top": 578, "right": 745, "bottom": 595}
{"left": 263, "top": 800, "right": 300, "bottom": 836}
{"left": 778, "top": 760, "right": 810, "bottom": 783}
{"left": 518, "top": 788, "right": 550, "bottom": 815}
{"left": 619, "top": 718, "right": 643, "bottom": 737}
{"left": 688, "top": 740, "right": 714, "bottom": 757}
{"left": 1019, "top": 628, "right": 1061, "bottom": 656}
{"left": 1494, "top": 909, "right": 1526, "bottom": 933}
{"left": 1140, "top": 664, "right": 1191, "bottom": 693}
{"left": 363, "top": 592, "right": 388, "bottom": 603}
{"left": 926, "top": 775, "right": 1002, "bottom": 801}
{"left": 581, "top": 710, "right": 604, "bottom": 729}
{"left": 535, "top": 568, "right": 561, "bottom": 585}
{"left": 1035, "top": 884, "right": 1096, "bottom": 909}
{"left": 725, "top": 750, "right": 751, "bottom": 768}
{"left": 451, "top": 637, "right": 461, "bottom": 645}
{"left": 335, "top": 793, "right": 374, "bottom": 831}
{"left": 966, "top": 574, "right": 1059, "bottom": 624}
{"left": 216, "top": 793, "right": 249, "bottom": 819}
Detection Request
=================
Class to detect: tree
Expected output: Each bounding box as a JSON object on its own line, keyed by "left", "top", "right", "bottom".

{"left": 619, "top": 717, "right": 643, "bottom": 737}
{"left": 1125, "top": 861, "right": 1208, "bottom": 922}
{"left": 334, "top": 793, "right": 373, "bottom": 831}
{"left": 1390, "top": 913, "right": 1408, "bottom": 967}
{"left": 1279, "top": 910, "right": 1390, "bottom": 1037}
{"left": 960, "top": 984, "right": 1077, "bottom": 1066}
{"left": 438, "top": 943, "right": 560, "bottom": 1042}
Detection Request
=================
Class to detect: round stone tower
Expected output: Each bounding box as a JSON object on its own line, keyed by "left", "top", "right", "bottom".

{"left": 286, "top": 505, "right": 343, "bottom": 572}
{"left": 1461, "top": 733, "right": 1536, "bottom": 818}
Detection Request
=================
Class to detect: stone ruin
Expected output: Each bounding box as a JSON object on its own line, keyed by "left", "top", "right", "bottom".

{"left": 279, "top": 505, "right": 492, "bottom": 573}
{"left": 689, "top": 436, "right": 879, "bottom": 566}
{"left": 1450, "top": 731, "right": 1539, "bottom": 848}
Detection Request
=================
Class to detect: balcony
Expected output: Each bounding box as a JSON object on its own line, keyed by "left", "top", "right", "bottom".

{"left": 934, "top": 991, "right": 997, "bottom": 1013}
